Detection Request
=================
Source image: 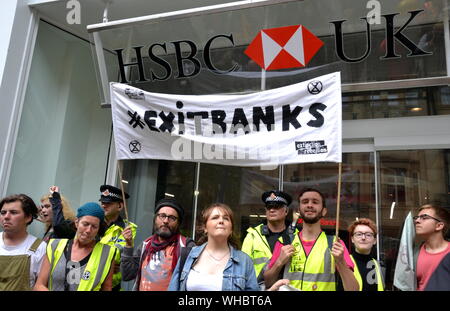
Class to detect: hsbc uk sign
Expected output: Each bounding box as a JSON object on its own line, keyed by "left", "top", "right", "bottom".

{"left": 115, "top": 9, "right": 431, "bottom": 84}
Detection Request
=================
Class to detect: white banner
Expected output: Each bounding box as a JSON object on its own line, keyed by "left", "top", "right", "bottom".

{"left": 110, "top": 72, "right": 342, "bottom": 167}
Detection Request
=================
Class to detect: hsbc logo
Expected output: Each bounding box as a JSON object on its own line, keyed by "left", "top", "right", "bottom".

{"left": 244, "top": 25, "right": 324, "bottom": 70}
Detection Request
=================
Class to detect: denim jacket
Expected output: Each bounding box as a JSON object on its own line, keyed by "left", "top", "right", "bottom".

{"left": 168, "top": 243, "right": 259, "bottom": 291}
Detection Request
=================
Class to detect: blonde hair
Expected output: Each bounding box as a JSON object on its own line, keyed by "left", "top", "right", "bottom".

{"left": 40, "top": 193, "right": 76, "bottom": 229}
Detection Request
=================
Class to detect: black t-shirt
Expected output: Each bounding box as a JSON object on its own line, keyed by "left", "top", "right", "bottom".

{"left": 338, "top": 251, "right": 378, "bottom": 291}
{"left": 266, "top": 227, "right": 291, "bottom": 252}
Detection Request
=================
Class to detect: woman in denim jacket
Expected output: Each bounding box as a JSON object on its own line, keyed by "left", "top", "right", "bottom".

{"left": 168, "top": 203, "right": 259, "bottom": 291}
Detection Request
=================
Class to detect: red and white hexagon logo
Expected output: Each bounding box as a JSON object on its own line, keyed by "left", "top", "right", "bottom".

{"left": 244, "top": 25, "right": 324, "bottom": 70}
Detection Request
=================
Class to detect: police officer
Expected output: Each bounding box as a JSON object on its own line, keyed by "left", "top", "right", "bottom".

{"left": 241, "top": 190, "right": 297, "bottom": 287}
{"left": 98, "top": 184, "right": 137, "bottom": 291}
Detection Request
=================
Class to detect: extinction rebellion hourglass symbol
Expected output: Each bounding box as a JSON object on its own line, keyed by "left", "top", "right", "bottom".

{"left": 129, "top": 140, "right": 141, "bottom": 153}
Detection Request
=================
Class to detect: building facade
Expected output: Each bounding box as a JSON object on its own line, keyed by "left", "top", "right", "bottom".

{"left": 1, "top": 0, "right": 449, "bottom": 289}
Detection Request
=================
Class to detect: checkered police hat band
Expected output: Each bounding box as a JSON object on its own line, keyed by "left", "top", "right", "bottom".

{"left": 266, "top": 196, "right": 288, "bottom": 205}
{"left": 102, "top": 191, "right": 122, "bottom": 199}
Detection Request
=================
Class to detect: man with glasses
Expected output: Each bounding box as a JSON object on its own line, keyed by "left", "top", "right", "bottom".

{"left": 413, "top": 204, "right": 450, "bottom": 291}
{"left": 98, "top": 184, "right": 137, "bottom": 291}
{"left": 242, "top": 190, "right": 296, "bottom": 288}
{"left": 264, "top": 187, "right": 359, "bottom": 291}
{"left": 121, "top": 198, "right": 194, "bottom": 291}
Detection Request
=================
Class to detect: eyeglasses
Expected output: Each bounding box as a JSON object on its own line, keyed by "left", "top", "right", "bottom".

{"left": 353, "top": 232, "right": 375, "bottom": 239}
{"left": 156, "top": 213, "right": 178, "bottom": 222}
{"left": 413, "top": 214, "right": 442, "bottom": 222}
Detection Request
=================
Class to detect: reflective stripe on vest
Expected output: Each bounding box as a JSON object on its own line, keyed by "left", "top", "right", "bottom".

{"left": 284, "top": 232, "right": 336, "bottom": 291}
{"left": 100, "top": 222, "right": 137, "bottom": 288}
{"left": 241, "top": 224, "right": 273, "bottom": 277}
{"left": 350, "top": 255, "right": 384, "bottom": 291}
{"left": 47, "top": 239, "right": 116, "bottom": 291}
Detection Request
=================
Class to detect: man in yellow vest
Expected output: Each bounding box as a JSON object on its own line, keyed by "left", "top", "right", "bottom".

{"left": 264, "top": 187, "right": 359, "bottom": 291}
{"left": 241, "top": 190, "right": 297, "bottom": 288}
{"left": 98, "top": 184, "right": 137, "bottom": 291}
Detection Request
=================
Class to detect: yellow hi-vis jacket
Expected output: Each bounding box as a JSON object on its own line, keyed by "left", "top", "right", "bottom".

{"left": 47, "top": 238, "right": 116, "bottom": 291}
{"left": 242, "top": 223, "right": 297, "bottom": 280}
{"left": 350, "top": 255, "right": 384, "bottom": 291}
{"left": 284, "top": 231, "right": 336, "bottom": 291}
{"left": 100, "top": 219, "right": 137, "bottom": 289}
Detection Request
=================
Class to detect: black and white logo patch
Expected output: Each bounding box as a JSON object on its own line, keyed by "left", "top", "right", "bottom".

{"left": 295, "top": 140, "right": 328, "bottom": 155}
{"left": 129, "top": 140, "right": 141, "bottom": 153}
{"left": 124, "top": 88, "right": 145, "bottom": 100}
{"left": 307, "top": 81, "right": 323, "bottom": 95}
{"left": 82, "top": 271, "right": 91, "bottom": 281}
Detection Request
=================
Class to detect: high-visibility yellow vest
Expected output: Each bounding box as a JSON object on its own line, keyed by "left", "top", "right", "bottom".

{"left": 47, "top": 239, "right": 116, "bottom": 291}
{"left": 350, "top": 255, "right": 384, "bottom": 291}
{"left": 100, "top": 221, "right": 137, "bottom": 289}
{"left": 242, "top": 224, "right": 297, "bottom": 279}
{"left": 284, "top": 231, "right": 336, "bottom": 291}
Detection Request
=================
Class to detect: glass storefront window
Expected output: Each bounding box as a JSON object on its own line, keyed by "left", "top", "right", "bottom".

{"left": 378, "top": 149, "right": 450, "bottom": 289}
{"left": 343, "top": 86, "right": 450, "bottom": 120}
{"left": 196, "top": 164, "right": 279, "bottom": 244}
{"left": 120, "top": 160, "right": 197, "bottom": 245}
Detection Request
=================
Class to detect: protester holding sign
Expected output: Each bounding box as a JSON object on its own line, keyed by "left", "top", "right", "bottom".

{"left": 264, "top": 188, "right": 358, "bottom": 291}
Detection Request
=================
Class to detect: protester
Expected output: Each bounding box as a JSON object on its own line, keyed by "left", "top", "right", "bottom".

{"left": 34, "top": 202, "right": 116, "bottom": 291}
{"left": 241, "top": 190, "right": 296, "bottom": 286}
{"left": 413, "top": 204, "right": 450, "bottom": 291}
{"left": 39, "top": 186, "right": 76, "bottom": 242}
{"left": 121, "top": 197, "right": 194, "bottom": 290}
{"left": 264, "top": 187, "right": 359, "bottom": 291}
{"left": 98, "top": 184, "right": 137, "bottom": 290}
{"left": 0, "top": 194, "right": 46, "bottom": 290}
{"left": 168, "top": 203, "right": 259, "bottom": 291}
{"left": 346, "top": 218, "right": 384, "bottom": 291}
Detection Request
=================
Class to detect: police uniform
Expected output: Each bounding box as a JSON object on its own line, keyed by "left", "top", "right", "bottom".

{"left": 98, "top": 185, "right": 137, "bottom": 291}
{"left": 241, "top": 190, "right": 297, "bottom": 284}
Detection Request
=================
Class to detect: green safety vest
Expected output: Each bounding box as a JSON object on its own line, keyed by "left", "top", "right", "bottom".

{"left": 350, "top": 255, "right": 384, "bottom": 291}
{"left": 284, "top": 231, "right": 336, "bottom": 291}
{"left": 242, "top": 224, "right": 297, "bottom": 280}
{"left": 100, "top": 221, "right": 137, "bottom": 288}
{"left": 47, "top": 239, "right": 116, "bottom": 291}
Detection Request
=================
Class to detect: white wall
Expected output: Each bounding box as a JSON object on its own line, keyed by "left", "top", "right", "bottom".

{"left": 7, "top": 21, "right": 112, "bottom": 237}
{"left": 0, "top": 1, "right": 18, "bottom": 83}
